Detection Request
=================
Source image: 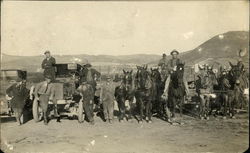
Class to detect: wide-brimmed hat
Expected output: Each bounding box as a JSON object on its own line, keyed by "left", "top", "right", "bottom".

{"left": 170, "top": 49, "right": 179, "bottom": 55}
{"left": 44, "top": 50, "right": 50, "bottom": 54}
{"left": 81, "top": 59, "right": 91, "bottom": 67}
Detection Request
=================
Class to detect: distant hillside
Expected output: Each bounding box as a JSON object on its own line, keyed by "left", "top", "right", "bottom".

{"left": 1, "top": 53, "right": 161, "bottom": 72}
{"left": 180, "top": 31, "right": 249, "bottom": 67}
{"left": 1, "top": 31, "right": 249, "bottom": 73}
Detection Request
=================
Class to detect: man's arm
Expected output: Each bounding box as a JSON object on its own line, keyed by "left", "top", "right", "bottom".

{"left": 162, "top": 76, "right": 171, "bottom": 98}
{"left": 41, "top": 59, "right": 46, "bottom": 69}
{"left": 34, "top": 82, "right": 42, "bottom": 98}
{"left": 6, "top": 84, "right": 15, "bottom": 97}
{"left": 49, "top": 84, "right": 55, "bottom": 101}
{"left": 51, "top": 57, "right": 56, "bottom": 67}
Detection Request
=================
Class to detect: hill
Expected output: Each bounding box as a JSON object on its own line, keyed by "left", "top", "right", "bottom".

{"left": 1, "top": 31, "right": 249, "bottom": 73}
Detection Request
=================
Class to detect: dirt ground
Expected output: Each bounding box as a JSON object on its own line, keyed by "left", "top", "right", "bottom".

{"left": 1, "top": 108, "right": 249, "bottom": 153}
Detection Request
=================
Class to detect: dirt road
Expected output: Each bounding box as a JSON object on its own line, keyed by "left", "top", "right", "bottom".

{"left": 1, "top": 112, "right": 248, "bottom": 153}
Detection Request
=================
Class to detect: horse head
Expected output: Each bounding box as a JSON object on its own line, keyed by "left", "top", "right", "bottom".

{"left": 136, "top": 65, "right": 151, "bottom": 89}
{"left": 228, "top": 61, "right": 244, "bottom": 86}
{"left": 150, "top": 67, "right": 161, "bottom": 81}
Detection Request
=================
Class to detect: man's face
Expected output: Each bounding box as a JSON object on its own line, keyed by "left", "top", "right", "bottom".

{"left": 172, "top": 54, "right": 178, "bottom": 59}
{"left": 45, "top": 53, "right": 51, "bottom": 58}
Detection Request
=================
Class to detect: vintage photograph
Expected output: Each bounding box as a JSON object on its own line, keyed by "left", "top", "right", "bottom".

{"left": 0, "top": 1, "right": 249, "bottom": 153}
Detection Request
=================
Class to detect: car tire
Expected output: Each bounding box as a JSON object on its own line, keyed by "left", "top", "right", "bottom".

{"left": 32, "top": 98, "right": 41, "bottom": 122}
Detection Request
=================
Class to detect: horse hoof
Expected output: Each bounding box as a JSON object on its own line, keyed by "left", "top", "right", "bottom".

{"left": 148, "top": 120, "right": 152, "bottom": 124}
{"left": 206, "top": 117, "right": 210, "bottom": 120}
{"left": 139, "top": 121, "right": 143, "bottom": 124}
{"left": 223, "top": 116, "right": 226, "bottom": 120}
{"left": 232, "top": 116, "right": 236, "bottom": 119}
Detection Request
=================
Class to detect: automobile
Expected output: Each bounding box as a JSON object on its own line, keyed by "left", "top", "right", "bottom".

{"left": 31, "top": 63, "right": 100, "bottom": 122}
{"left": 0, "top": 69, "right": 32, "bottom": 116}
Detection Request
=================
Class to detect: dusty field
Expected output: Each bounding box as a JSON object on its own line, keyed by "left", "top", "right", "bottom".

{"left": 1, "top": 111, "right": 248, "bottom": 153}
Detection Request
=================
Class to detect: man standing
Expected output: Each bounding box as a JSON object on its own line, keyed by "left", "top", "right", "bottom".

{"left": 167, "top": 50, "right": 183, "bottom": 73}
{"left": 42, "top": 51, "right": 56, "bottom": 81}
{"left": 6, "top": 77, "right": 29, "bottom": 125}
{"left": 79, "top": 61, "right": 101, "bottom": 92}
{"left": 100, "top": 76, "right": 115, "bottom": 124}
{"left": 77, "top": 80, "right": 95, "bottom": 125}
{"left": 34, "top": 75, "right": 57, "bottom": 125}
{"left": 158, "top": 53, "right": 168, "bottom": 81}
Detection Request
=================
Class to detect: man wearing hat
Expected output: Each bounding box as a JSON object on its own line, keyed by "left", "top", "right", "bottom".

{"left": 167, "top": 49, "right": 183, "bottom": 73}
{"left": 77, "top": 80, "right": 95, "bottom": 125}
{"left": 33, "top": 75, "right": 58, "bottom": 125}
{"left": 79, "top": 60, "right": 101, "bottom": 92}
{"left": 100, "top": 76, "right": 115, "bottom": 123}
{"left": 41, "top": 50, "right": 56, "bottom": 81}
{"left": 6, "top": 76, "right": 29, "bottom": 125}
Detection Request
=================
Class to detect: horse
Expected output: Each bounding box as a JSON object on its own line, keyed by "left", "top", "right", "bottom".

{"left": 134, "top": 65, "right": 153, "bottom": 123}
{"left": 161, "top": 63, "right": 188, "bottom": 123}
{"left": 115, "top": 70, "right": 134, "bottom": 122}
{"left": 219, "top": 62, "right": 248, "bottom": 119}
{"left": 195, "top": 65, "right": 218, "bottom": 120}
{"left": 150, "top": 67, "right": 165, "bottom": 116}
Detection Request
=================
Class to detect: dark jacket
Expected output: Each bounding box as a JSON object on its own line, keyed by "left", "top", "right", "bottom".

{"left": 79, "top": 68, "right": 101, "bottom": 90}
{"left": 42, "top": 57, "right": 56, "bottom": 79}
{"left": 6, "top": 83, "right": 29, "bottom": 109}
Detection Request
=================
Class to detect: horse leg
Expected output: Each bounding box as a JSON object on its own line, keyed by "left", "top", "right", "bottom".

{"left": 222, "top": 94, "right": 228, "bottom": 118}
{"left": 139, "top": 98, "right": 144, "bottom": 123}
{"left": 172, "top": 97, "right": 176, "bottom": 119}
{"left": 145, "top": 100, "right": 152, "bottom": 123}
{"left": 179, "top": 97, "right": 183, "bottom": 118}
{"left": 199, "top": 95, "right": 205, "bottom": 120}
{"left": 205, "top": 96, "right": 211, "bottom": 120}
{"left": 128, "top": 99, "right": 133, "bottom": 120}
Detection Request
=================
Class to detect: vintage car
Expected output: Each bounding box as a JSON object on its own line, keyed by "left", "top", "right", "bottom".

{"left": 0, "top": 69, "right": 32, "bottom": 116}
{"left": 31, "top": 63, "right": 99, "bottom": 122}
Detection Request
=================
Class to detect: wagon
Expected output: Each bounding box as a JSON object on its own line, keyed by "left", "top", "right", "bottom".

{"left": 31, "top": 63, "right": 90, "bottom": 122}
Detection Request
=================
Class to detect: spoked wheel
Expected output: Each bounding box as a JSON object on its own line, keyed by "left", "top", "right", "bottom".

{"left": 78, "top": 100, "right": 84, "bottom": 123}
{"left": 32, "top": 99, "right": 43, "bottom": 122}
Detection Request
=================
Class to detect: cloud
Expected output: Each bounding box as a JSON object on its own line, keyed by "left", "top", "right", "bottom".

{"left": 183, "top": 31, "right": 194, "bottom": 39}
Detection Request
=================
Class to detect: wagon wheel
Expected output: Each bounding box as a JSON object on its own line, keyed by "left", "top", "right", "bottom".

{"left": 32, "top": 99, "right": 43, "bottom": 122}
{"left": 78, "top": 100, "right": 84, "bottom": 123}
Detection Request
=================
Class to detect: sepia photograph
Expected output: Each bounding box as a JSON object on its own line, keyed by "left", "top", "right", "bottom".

{"left": 0, "top": 0, "right": 249, "bottom": 153}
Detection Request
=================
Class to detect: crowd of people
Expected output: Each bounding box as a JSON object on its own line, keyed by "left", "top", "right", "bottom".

{"left": 5, "top": 50, "right": 248, "bottom": 125}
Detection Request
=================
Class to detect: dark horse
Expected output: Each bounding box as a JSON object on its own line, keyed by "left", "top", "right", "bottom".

{"left": 150, "top": 68, "right": 165, "bottom": 116}
{"left": 115, "top": 70, "right": 134, "bottom": 122}
{"left": 162, "top": 63, "right": 187, "bottom": 121}
{"left": 135, "top": 65, "right": 153, "bottom": 123}
{"left": 219, "top": 62, "right": 248, "bottom": 119}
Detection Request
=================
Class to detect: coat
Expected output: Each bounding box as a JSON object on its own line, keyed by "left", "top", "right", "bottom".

{"left": 6, "top": 83, "right": 29, "bottom": 109}
{"left": 41, "top": 57, "right": 56, "bottom": 79}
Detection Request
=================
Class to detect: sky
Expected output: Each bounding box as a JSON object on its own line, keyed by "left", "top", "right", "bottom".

{"left": 1, "top": 0, "right": 249, "bottom": 56}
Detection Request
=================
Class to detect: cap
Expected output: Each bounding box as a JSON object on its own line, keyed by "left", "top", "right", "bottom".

{"left": 170, "top": 49, "right": 179, "bottom": 55}
{"left": 44, "top": 50, "right": 50, "bottom": 54}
